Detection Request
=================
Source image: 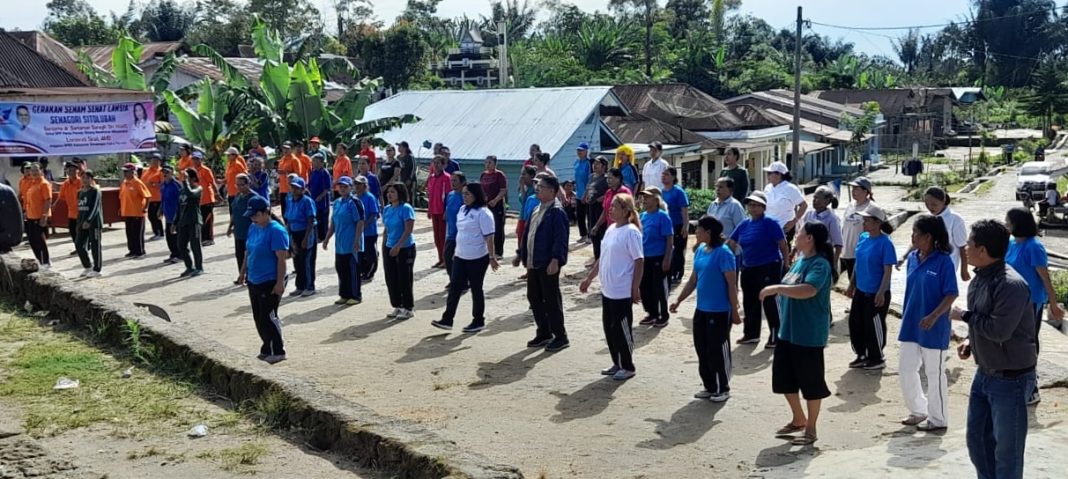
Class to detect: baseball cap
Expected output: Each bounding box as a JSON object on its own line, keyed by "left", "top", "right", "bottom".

{"left": 763, "top": 161, "right": 788, "bottom": 174}
{"left": 162, "top": 165, "right": 174, "bottom": 173}
{"left": 191, "top": 151, "right": 204, "bottom": 160}
{"left": 353, "top": 175, "right": 368, "bottom": 184}
{"left": 847, "top": 176, "right": 873, "bottom": 191}
{"left": 309, "top": 136, "right": 321, "bottom": 143}
{"left": 289, "top": 177, "right": 306, "bottom": 189}
{"left": 121, "top": 163, "right": 137, "bottom": 171}
{"left": 244, "top": 195, "right": 270, "bottom": 217}
{"left": 336, "top": 176, "right": 353, "bottom": 186}
{"left": 744, "top": 190, "right": 768, "bottom": 206}
{"left": 857, "top": 204, "right": 888, "bottom": 222}
{"left": 63, "top": 161, "right": 77, "bottom": 168}
{"left": 639, "top": 186, "right": 662, "bottom": 197}
{"left": 648, "top": 141, "right": 663, "bottom": 150}
{"left": 282, "top": 141, "right": 292, "bottom": 148}
{"left": 577, "top": 142, "right": 590, "bottom": 151}
{"left": 150, "top": 152, "right": 163, "bottom": 159}
{"left": 225, "top": 146, "right": 239, "bottom": 155}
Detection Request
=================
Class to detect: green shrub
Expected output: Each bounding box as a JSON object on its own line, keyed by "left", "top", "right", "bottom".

{"left": 1052, "top": 270, "right": 1068, "bottom": 307}
{"left": 688, "top": 189, "right": 715, "bottom": 216}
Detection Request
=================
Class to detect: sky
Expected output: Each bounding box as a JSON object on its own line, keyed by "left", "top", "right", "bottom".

{"left": 7, "top": 0, "right": 975, "bottom": 58}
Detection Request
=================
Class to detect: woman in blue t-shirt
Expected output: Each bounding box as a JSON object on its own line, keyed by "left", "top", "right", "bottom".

{"left": 1005, "top": 207, "right": 1064, "bottom": 406}
{"left": 898, "top": 215, "right": 958, "bottom": 431}
{"left": 728, "top": 190, "right": 789, "bottom": 348}
{"left": 670, "top": 216, "right": 740, "bottom": 402}
{"left": 322, "top": 177, "right": 365, "bottom": 306}
{"left": 661, "top": 167, "right": 690, "bottom": 284}
{"left": 284, "top": 177, "right": 318, "bottom": 297}
{"left": 238, "top": 195, "right": 290, "bottom": 364}
{"left": 846, "top": 204, "right": 897, "bottom": 370}
{"left": 638, "top": 189, "right": 674, "bottom": 327}
{"left": 382, "top": 183, "right": 417, "bottom": 320}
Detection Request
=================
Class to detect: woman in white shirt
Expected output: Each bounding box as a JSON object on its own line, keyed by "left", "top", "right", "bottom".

{"left": 763, "top": 161, "right": 807, "bottom": 242}
{"left": 916, "top": 187, "right": 970, "bottom": 282}
{"left": 580, "top": 193, "right": 645, "bottom": 381}
{"left": 431, "top": 183, "right": 499, "bottom": 333}
{"left": 841, "top": 177, "right": 875, "bottom": 281}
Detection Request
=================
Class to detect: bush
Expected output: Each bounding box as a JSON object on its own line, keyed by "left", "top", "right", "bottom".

{"left": 688, "top": 189, "right": 715, "bottom": 216}
{"left": 1052, "top": 270, "right": 1068, "bottom": 307}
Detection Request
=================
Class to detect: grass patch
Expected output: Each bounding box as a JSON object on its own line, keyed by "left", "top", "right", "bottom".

{"left": 241, "top": 389, "right": 296, "bottom": 429}
{"left": 197, "top": 442, "right": 269, "bottom": 473}
{"left": 975, "top": 179, "right": 995, "bottom": 196}
{"left": 1057, "top": 176, "right": 1067, "bottom": 195}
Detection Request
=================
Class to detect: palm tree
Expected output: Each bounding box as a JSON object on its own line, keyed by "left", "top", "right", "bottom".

{"left": 893, "top": 28, "right": 921, "bottom": 76}
{"left": 575, "top": 17, "right": 636, "bottom": 71}
{"left": 609, "top": 0, "right": 658, "bottom": 77}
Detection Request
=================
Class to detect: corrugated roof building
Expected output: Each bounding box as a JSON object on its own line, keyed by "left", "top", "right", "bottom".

{"left": 7, "top": 31, "right": 89, "bottom": 84}
{"left": 611, "top": 83, "right": 748, "bottom": 132}
{"left": 0, "top": 30, "right": 87, "bottom": 89}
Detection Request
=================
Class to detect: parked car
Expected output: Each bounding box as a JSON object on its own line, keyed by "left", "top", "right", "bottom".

{"left": 1016, "top": 161, "right": 1052, "bottom": 201}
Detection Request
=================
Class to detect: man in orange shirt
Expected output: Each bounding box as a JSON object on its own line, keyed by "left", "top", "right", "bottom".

{"left": 119, "top": 163, "right": 151, "bottom": 258}
{"left": 24, "top": 162, "right": 52, "bottom": 268}
{"left": 176, "top": 144, "right": 194, "bottom": 181}
{"left": 224, "top": 146, "right": 248, "bottom": 206}
{"left": 142, "top": 153, "right": 165, "bottom": 240}
{"left": 332, "top": 142, "right": 353, "bottom": 196}
{"left": 359, "top": 137, "right": 377, "bottom": 173}
{"left": 294, "top": 140, "right": 312, "bottom": 181}
{"left": 277, "top": 141, "right": 299, "bottom": 217}
{"left": 56, "top": 161, "right": 82, "bottom": 255}
{"left": 192, "top": 152, "right": 219, "bottom": 246}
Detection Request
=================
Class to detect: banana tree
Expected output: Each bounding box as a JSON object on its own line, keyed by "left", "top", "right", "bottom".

{"left": 76, "top": 35, "right": 182, "bottom": 123}
{"left": 163, "top": 79, "right": 230, "bottom": 163}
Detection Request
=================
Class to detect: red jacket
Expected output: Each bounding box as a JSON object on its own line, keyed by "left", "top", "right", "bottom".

{"left": 426, "top": 172, "right": 451, "bottom": 215}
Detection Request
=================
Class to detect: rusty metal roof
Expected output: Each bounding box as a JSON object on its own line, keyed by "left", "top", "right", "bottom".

{"left": 605, "top": 113, "right": 726, "bottom": 150}
{"left": 0, "top": 30, "right": 87, "bottom": 88}
{"left": 611, "top": 83, "right": 748, "bottom": 132}
{"left": 80, "top": 41, "right": 185, "bottom": 68}
{"left": 7, "top": 30, "right": 89, "bottom": 84}
{"left": 0, "top": 86, "right": 152, "bottom": 98}
{"left": 725, "top": 89, "right": 865, "bottom": 125}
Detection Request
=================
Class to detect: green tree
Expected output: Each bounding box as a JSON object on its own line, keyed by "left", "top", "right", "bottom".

{"left": 43, "top": 0, "right": 121, "bottom": 47}
{"left": 664, "top": 0, "right": 709, "bottom": 39}
{"left": 247, "top": 0, "right": 322, "bottom": 42}
{"left": 1022, "top": 59, "right": 1068, "bottom": 139}
{"left": 134, "top": 0, "right": 197, "bottom": 42}
{"left": 973, "top": 0, "right": 1057, "bottom": 87}
{"left": 184, "top": 0, "right": 251, "bottom": 57}
{"left": 840, "top": 101, "right": 881, "bottom": 165}
{"left": 381, "top": 22, "right": 429, "bottom": 89}
{"left": 893, "top": 28, "right": 920, "bottom": 76}
{"left": 489, "top": 0, "right": 538, "bottom": 41}
{"left": 333, "top": 0, "right": 376, "bottom": 38}
{"left": 575, "top": 17, "right": 636, "bottom": 71}
{"left": 609, "top": 0, "right": 659, "bottom": 77}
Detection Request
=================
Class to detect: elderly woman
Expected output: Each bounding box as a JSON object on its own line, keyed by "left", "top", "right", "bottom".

{"left": 432, "top": 183, "right": 499, "bottom": 333}
{"left": 728, "top": 191, "right": 789, "bottom": 348}
{"left": 284, "top": 177, "right": 318, "bottom": 297}
{"left": 799, "top": 185, "right": 843, "bottom": 267}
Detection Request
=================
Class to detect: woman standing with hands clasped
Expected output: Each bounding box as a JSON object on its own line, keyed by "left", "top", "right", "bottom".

{"left": 846, "top": 205, "right": 896, "bottom": 370}
{"left": 898, "top": 214, "right": 958, "bottom": 431}
{"left": 638, "top": 188, "right": 673, "bottom": 327}
{"left": 432, "top": 183, "right": 499, "bottom": 333}
{"left": 239, "top": 196, "right": 290, "bottom": 364}
{"left": 580, "top": 194, "right": 644, "bottom": 381}
{"left": 670, "top": 216, "right": 741, "bottom": 402}
{"left": 382, "top": 183, "right": 417, "bottom": 320}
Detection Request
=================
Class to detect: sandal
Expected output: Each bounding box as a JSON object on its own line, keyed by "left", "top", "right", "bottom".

{"left": 900, "top": 414, "right": 927, "bottom": 426}
{"left": 790, "top": 434, "right": 818, "bottom": 445}
{"left": 775, "top": 423, "right": 806, "bottom": 436}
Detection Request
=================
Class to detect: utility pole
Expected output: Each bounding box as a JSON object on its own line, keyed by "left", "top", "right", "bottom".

{"left": 792, "top": 6, "right": 802, "bottom": 174}
{"left": 498, "top": 21, "right": 509, "bottom": 88}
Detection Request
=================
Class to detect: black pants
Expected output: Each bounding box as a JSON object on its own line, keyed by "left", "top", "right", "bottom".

{"left": 840, "top": 258, "right": 857, "bottom": 282}
{"left": 602, "top": 296, "right": 635, "bottom": 371}
{"left": 576, "top": 200, "right": 589, "bottom": 238}
{"left": 290, "top": 229, "right": 317, "bottom": 292}
{"left": 235, "top": 239, "right": 246, "bottom": 272}
{"left": 26, "top": 220, "right": 49, "bottom": 265}
{"left": 670, "top": 223, "right": 687, "bottom": 281}
{"left": 693, "top": 310, "right": 732, "bottom": 394}
{"left": 147, "top": 201, "right": 163, "bottom": 237}
{"left": 248, "top": 280, "right": 285, "bottom": 356}
{"left": 441, "top": 255, "right": 491, "bottom": 324}
{"left": 336, "top": 252, "right": 361, "bottom": 300}
{"left": 383, "top": 243, "right": 416, "bottom": 309}
{"left": 360, "top": 235, "right": 378, "bottom": 280}
{"left": 740, "top": 261, "right": 782, "bottom": 342}
{"left": 165, "top": 221, "right": 179, "bottom": 259}
{"left": 528, "top": 267, "right": 567, "bottom": 340}
{"left": 848, "top": 290, "right": 890, "bottom": 362}
{"left": 491, "top": 202, "right": 506, "bottom": 257}
{"left": 177, "top": 223, "right": 203, "bottom": 270}
{"left": 75, "top": 226, "right": 102, "bottom": 272}
{"left": 124, "top": 217, "right": 145, "bottom": 255}
{"left": 67, "top": 219, "right": 77, "bottom": 244}
{"left": 589, "top": 202, "right": 604, "bottom": 259}
{"left": 279, "top": 190, "right": 288, "bottom": 219}
{"left": 315, "top": 206, "right": 329, "bottom": 243}
{"left": 640, "top": 255, "right": 669, "bottom": 321}
{"left": 200, "top": 204, "right": 214, "bottom": 241}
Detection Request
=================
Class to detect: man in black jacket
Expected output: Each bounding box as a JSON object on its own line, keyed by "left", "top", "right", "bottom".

{"left": 952, "top": 219, "right": 1035, "bottom": 479}
{"left": 514, "top": 175, "right": 570, "bottom": 352}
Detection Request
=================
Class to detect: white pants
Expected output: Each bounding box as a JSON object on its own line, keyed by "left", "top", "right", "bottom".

{"left": 899, "top": 342, "right": 948, "bottom": 427}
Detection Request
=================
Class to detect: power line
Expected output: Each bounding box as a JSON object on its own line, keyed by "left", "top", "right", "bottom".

{"left": 807, "top": 6, "right": 1059, "bottom": 32}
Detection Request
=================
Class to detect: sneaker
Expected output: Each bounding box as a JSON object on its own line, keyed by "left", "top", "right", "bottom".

{"left": 189, "top": 269, "right": 203, "bottom": 277}
{"left": 601, "top": 365, "right": 621, "bottom": 376}
{"left": 80, "top": 268, "right": 92, "bottom": 277}
{"left": 386, "top": 308, "right": 402, "bottom": 318}
{"left": 300, "top": 289, "right": 316, "bottom": 297}
{"left": 289, "top": 289, "right": 304, "bottom": 297}
{"left": 256, "top": 353, "right": 267, "bottom": 360}
{"left": 149, "top": 234, "right": 162, "bottom": 241}
{"left": 39, "top": 264, "right": 51, "bottom": 271}
{"left": 849, "top": 357, "right": 867, "bottom": 369}
{"left": 639, "top": 316, "right": 657, "bottom": 326}
{"left": 124, "top": 252, "right": 136, "bottom": 258}
{"left": 736, "top": 337, "right": 760, "bottom": 345}
{"left": 462, "top": 322, "right": 485, "bottom": 333}
{"left": 132, "top": 254, "right": 146, "bottom": 259}
{"left": 545, "top": 338, "right": 570, "bottom": 352}
{"left": 361, "top": 277, "right": 373, "bottom": 284}
{"left": 900, "top": 414, "right": 927, "bottom": 426}
{"left": 709, "top": 392, "right": 731, "bottom": 403}
{"left": 263, "top": 354, "right": 287, "bottom": 364}
{"left": 863, "top": 360, "right": 886, "bottom": 370}
{"left": 180, "top": 268, "right": 195, "bottom": 278}
{"left": 430, "top": 320, "right": 453, "bottom": 330}
{"left": 916, "top": 421, "right": 947, "bottom": 432}
{"left": 527, "top": 336, "right": 552, "bottom": 348}
{"left": 693, "top": 389, "right": 712, "bottom": 399}
{"left": 346, "top": 299, "right": 361, "bottom": 306}
{"left": 86, "top": 271, "right": 101, "bottom": 278}
{"left": 1027, "top": 389, "right": 1041, "bottom": 406}
{"left": 396, "top": 309, "right": 414, "bottom": 320}
{"left": 201, "top": 240, "right": 215, "bottom": 247}
{"left": 335, "top": 298, "right": 348, "bottom": 305}
{"left": 764, "top": 340, "right": 777, "bottom": 349}
{"left": 612, "top": 369, "right": 636, "bottom": 381}
{"left": 653, "top": 319, "right": 670, "bottom": 328}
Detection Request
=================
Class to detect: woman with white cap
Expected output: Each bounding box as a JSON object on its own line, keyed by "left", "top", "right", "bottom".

{"left": 799, "top": 185, "right": 843, "bottom": 267}
{"left": 841, "top": 177, "right": 875, "bottom": 282}
{"left": 728, "top": 190, "right": 790, "bottom": 348}
{"left": 846, "top": 204, "right": 896, "bottom": 370}
{"left": 763, "top": 161, "right": 807, "bottom": 243}
{"left": 322, "top": 176, "right": 365, "bottom": 305}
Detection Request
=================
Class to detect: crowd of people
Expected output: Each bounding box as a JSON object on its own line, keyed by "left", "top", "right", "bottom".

{"left": 8, "top": 137, "right": 1065, "bottom": 478}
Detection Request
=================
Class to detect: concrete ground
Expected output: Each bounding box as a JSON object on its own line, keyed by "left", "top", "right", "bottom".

{"left": 15, "top": 169, "right": 1068, "bottom": 478}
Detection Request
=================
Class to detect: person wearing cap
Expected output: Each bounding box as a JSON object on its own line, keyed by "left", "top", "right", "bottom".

{"left": 431, "top": 182, "right": 498, "bottom": 333}
{"left": 176, "top": 168, "right": 204, "bottom": 277}
{"left": 357, "top": 155, "right": 380, "bottom": 200}
{"left": 239, "top": 194, "right": 290, "bottom": 364}
{"left": 443, "top": 171, "right": 467, "bottom": 289}
{"left": 176, "top": 144, "right": 194, "bottom": 181}
{"left": 799, "top": 185, "right": 844, "bottom": 267}
{"left": 277, "top": 142, "right": 301, "bottom": 218}
{"left": 224, "top": 146, "right": 248, "bottom": 206}
{"left": 308, "top": 153, "right": 333, "bottom": 241}
{"left": 284, "top": 176, "right": 318, "bottom": 297}
{"left": 57, "top": 161, "right": 83, "bottom": 253}
{"left": 572, "top": 144, "right": 592, "bottom": 244}
{"left": 382, "top": 183, "right": 417, "bottom": 319}
{"left": 661, "top": 167, "right": 690, "bottom": 284}
{"left": 142, "top": 154, "right": 165, "bottom": 240}
{"left": 480, "top": 155, "right": 508, "bottom": 257}
{"left": 763, "top": 161, "right": 807, "bottom": 242}
{"left": 728, "top": 190, "right": 789, "bottom": 348}
{"left": 396, "top": 141, "right": 416, "bottom": 194}
{"left": 309, "top": 136, "right": 330, "bottom": 163}
{"left": 294, "top": 141, "right": 312, "bottom": 182}
{"left": 160, "top": 166, "right": 182, "bottom": 264}
{"left": 248, "top": 156, "right": 270, "bottom": 200}
{"left": 427, "top": 155, "right": 452, "bottom": 268}
{"left": 75, "top": 170, "right": 103, "bottom": 277}
{"left": 638, "top": 187, "right": 673, "bottom": 327}
{"left": 227, "top": 173, "right": 258, "bottom": 282}
{"left": 247, "top": 137, "right": 267, "bottom": 159}
{"left": 23, "top": 162, "right": 52, "bottom": 269}
{"left": 719, "top": 147, "right": 750, "bottom": 203}
{"left": 841, "top": 177, "right": 875, "bottom": 282}
{"left": 353, "top": 175, "right": 380, "bottom": 282}
{"left": 517, "top": 175, "right": 571, "bottom": 353}
{"left": 706, "top": 177, "right": 745, "bottom": 242}
{"left": 191, "top": 152, "right": 218, "bottom": 246}
{"left": 359, "top": 137, "right": 378, "bottom": 173}
{"left": 846, "top": 204, "right": 897, "bottom": 370}
{"left": 119, "top": 162, "right": 151, "bottom": 258}
{"left": 640, "top": 141, "right": 669, "bottom": 192}
{"left": 332, "top": 143, "right": 354, "bottom": 195}
{"left": 322, "top": 176, "right": 366, "bottom": 305}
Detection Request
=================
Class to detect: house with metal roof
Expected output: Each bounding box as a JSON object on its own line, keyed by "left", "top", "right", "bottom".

{"left": 362, "top": 86, "right": 628, "bottom": 209}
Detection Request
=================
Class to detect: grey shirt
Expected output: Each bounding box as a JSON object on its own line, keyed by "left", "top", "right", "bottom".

{"left": 964, "top": 261, "right": 1036, "bottom": 373}
{"left": 706, "top": 196, "right": 746, "bottom": 240}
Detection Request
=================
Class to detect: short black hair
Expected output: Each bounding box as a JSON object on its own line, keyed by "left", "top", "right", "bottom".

{"left": 969, "top": 219, "right": 1010, "bottom": 260}
{"left": 522, "top": 165, "right": 537, "bottom": 177}
{"left": 452, "top": 171, "right": 467, "bottom": 184}
{"left": 539, "top": 175, "right": 560, "bottom": 193}
{"left": 537, "top": 152, "right": 551, "bottom": 165}
{"left": 1005, "top": 207, "right": 1038, "bottom": 238}
{"left": 716, "top": 177, "right": 734, "bottom": 190}
{"left": 185, "top": 168, "right": 199, "bottom": 183}
{"left": 607, "top": 167, "right": 623, "bottom": 179}
{"left": 697, "top": 215, "right": 724, "bottom": 247}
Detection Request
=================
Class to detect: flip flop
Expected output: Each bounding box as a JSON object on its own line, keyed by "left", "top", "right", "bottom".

{"left": 775, "top": 423, "right": 806, "bottom": 436}
{"left": 791, "top": 434, "right": 818, "bottom": 446}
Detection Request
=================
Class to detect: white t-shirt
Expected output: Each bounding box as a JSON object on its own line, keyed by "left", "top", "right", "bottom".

{"left": 764, "top": 181, "right": 805, "bottom": 227}
{"left": 1046, "top": 189, "right": 1060, "bottom": 205}
{"left": 840, "top": 200, "right": 872, "bottom": 260}
{"left": 454, "top": 207, "right": 495, "bottom": 260}
{"left": 642, "top": 158, "right": 669, "bottom": 191}
{"left": 598, "top": 223, "right": 644, "bottom": 299}
{"left": 938, "top": 207, "right": 968, "bottom": 271}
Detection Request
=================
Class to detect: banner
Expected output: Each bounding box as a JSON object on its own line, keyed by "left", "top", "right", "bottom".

{"left": 0, "top": 100, "right": 156, "bottom": 157}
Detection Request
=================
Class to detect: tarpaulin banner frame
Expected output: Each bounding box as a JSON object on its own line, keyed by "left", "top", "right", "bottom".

{"left": 0, "top": 100, "right": 156, "bottom": 157}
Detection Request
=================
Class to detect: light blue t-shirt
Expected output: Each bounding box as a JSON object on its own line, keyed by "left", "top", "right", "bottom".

{"left": 661, "top": 186, "right": 690, "bottom": 226}
{"left": 245, "top": 220, "right": 290, "bottom": 285}
{"left": 445, "top": 190, "right": 463, "bottom": 241}
{"left": 520, "top": 195, "right": 540, "bottom": 221}
{"left": 1006, "top": 236, "right": 1049, "bottom": 305}
{"left": 853, "top": 232, "right": 896, "bottom": 294}
{"left": 284, "top": 193, "right": 316, "bottom": 232}
{"left": 359, "top": 191, "right": 379, "bottom": 237}
{"left": 778, "top": 255, "right": 833, "bottom": 348}
{"left": 332, "top": 197, "right": 364, "bottom": 254}
{"left": 693, "top": 243, "right": 736, "bottom": 313}
{"left": 900, "top": 250, "right": 958, "bottom": 350}
{"left": 383, "top": 203, "right": 416, "bottom": 248}
{"left": 640, "top": 209, "right": 673, "bottom": 257}
{"left": 573, "top": 158, "right": 591, "bottom": 198}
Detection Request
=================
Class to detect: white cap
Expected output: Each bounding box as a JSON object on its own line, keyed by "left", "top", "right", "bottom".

{"left": 225, "top": 146, "right": 239, "bottom": 155}
{"left": 763, "top": 161, "right": 789, "bottom": 174}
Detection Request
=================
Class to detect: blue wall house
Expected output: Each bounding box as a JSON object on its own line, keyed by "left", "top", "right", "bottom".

{"left": 361, "top": 87, "right": 628, "bottom": 210}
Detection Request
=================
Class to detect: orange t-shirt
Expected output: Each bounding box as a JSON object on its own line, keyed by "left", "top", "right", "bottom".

{"left": 141, "top": 165, "right": 163, "bottom": 202}
{"left": 277, "top": 154, "right": 300, "bottom": 194}
{"left": 225, "top": 156, "right": 248, "bottom": 198}
{"left": 119, "top": 178, "right": 151, "bottom": 217}
{"left": 196, "top": 165, "right": 218, "bottom": 205}
{"left": 18, "top": 176, "right": 32, "bottom": 210}
{"left": 24, "top": 178, "right": 52, "bottom": 220}
{"left": 332, "top": 154, "right": 353, "bottom": 183}
{"left": 298, "top": 154, "right": 312, "bottom": 181}
{"left": 176, "top": 155, "right": 193, "bottom": 180}
{"left": 58, "top": 176, "right": 82, "bottom": 219}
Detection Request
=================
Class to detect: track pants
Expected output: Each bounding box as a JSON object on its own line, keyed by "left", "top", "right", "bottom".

{"left": 147, "top": 201, "right": 163, "bottom": 236}
{"left": 383, "top": 244, "right": 416, "bottom": 309}
{"left": 588, "top": 202, "right": 604, "bottom": 259}
{"left": 360, "top": 235, "right": 378, "bottom": 280}
{"left": 177, "top": 224, "right": 202, "bottom": 270}
{"left": 200, "top": 204, "right": 214, "bottom": 241}
{"left": 639, "top": 255, "right": 669, "bottom": 321}
{"left": 576, "top": 200, "right": 589, "bottom": 238}
{"left": 490, "top": 202, "right": 506, "bottom": 257}
{"left": 602, "top": 296, "right": 635, "bottom": 371}
{"left": 336, "top": 252, "right": 361, "bottom": 300}
{"left": 290, "top": 229, "right": 317, "bottom": 292}
{"left": 26, "top": 220, "right": 49, "bottom": 265}
{"left": 441, "top": 255, "right": 491, "bottom": 325}
{"left": 234, "top": 239, "right": 246, "bottom": 271}
{"left": 444, "top": 239, "right": 456, "bottom": 283}
{"left": 124, "top": 217, "right": 145, "bottom": 255}
{"left": 430, "top": 213, "right": 445, "bottom": 263}
{"left": 165, "top": 221, "right": 179, "bottom": 259}
{"left": 75, "top": 226, "right": 102, "bottom": 272}
{"left": 528, "top": 267, "right": 567, "bottom": 341}
{"left": 694, "top": 310, "right": 733, "bottom": 394}
{"left": 899, "top": 342, "right": 948, "bottom": 427}
{"left": 848, "top": 290, "right": 890, "bottom": 362}
{"left": 740, "top": 261, "right": 782, "bottom": 342}
{"left": 670, "top": 223, "right": 687, "bottom": 281}
{"left": 248, "top": 280, "right": 285, "bottom": 356}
